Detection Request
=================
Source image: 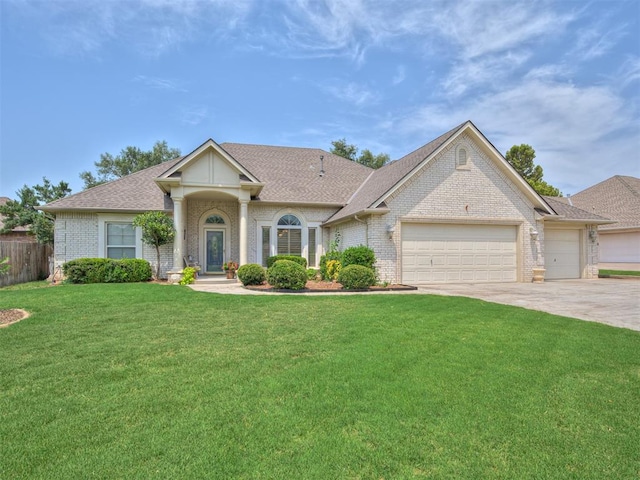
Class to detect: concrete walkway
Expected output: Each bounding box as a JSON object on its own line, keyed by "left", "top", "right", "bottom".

{"left": 189, "top": 278, "right": 640, "bottom": 332}
{"left": 416, "top": 279, "right": 640, "bottom": 332}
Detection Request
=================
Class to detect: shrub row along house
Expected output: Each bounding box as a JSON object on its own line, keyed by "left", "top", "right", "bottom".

{"left": 41, "top": 121, "right": 611, "bottom": 284}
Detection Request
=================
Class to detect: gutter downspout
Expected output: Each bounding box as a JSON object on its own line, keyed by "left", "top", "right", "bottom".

{"left": 354, "top": 215, "right": 368, "bottom": 246}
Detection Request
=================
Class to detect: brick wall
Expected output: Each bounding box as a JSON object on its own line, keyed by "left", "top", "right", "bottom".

{"left": 336, "top": 134, "right": 544, "bottom": 283}
{"left": 53, "top": 212, "right": 173, "bottom": 278}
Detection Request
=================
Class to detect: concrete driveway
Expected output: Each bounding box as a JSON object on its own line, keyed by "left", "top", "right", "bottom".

{"left": 416, "top": 279, "right": 640, "bottom": 332}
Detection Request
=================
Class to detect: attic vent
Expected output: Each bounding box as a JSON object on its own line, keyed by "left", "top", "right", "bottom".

{"left": 319, "top": 155, "right": 325, "bottom": 177}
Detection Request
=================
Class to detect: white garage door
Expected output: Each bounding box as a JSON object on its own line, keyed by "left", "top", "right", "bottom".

{"left": 599, "top": 232, "right": 640, "bottom": 263}
{"left": 401, "top": 224, "right": 517, "bottom": 284}
{"left": 545, "top": 229, "right": 580, "bottom": 279}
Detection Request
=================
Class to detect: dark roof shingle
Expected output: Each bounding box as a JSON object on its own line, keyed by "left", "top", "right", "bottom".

{"left": 326, "top": 122, "right": 467, "bottom": 223}
{"left": 42, "top": 160, "right": 182, "bottom": 212}
{"left": 568, "top": 176, "right": 640, "bottom": 230}
{"left": 542, "top": 196, "right": 612, "bottom": 222}
{"left": 219, "top": 144, "right": 372, "bottom": 204}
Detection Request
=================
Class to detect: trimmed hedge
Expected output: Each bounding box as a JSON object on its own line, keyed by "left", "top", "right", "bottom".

{"left": 63, "top": 258, "right": 152, "bottom": 284}
{"left": 342, "top": 245, "right": 376, "bottom": 269}
{"left": 266, "top": 255, "right": 307, "bottom": 269}
{"left": 337, "top": 265, "right": 377, "bottom": 290}
{"left": 237, "top": 264, "right": 267, "bottom": 286}
{"left": 266, "top": 260, "right": 307, "bottom": 290}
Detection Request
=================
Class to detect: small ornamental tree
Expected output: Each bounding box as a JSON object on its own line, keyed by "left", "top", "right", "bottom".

{"left": 133, "top": 211, "right": 175, "bottom": 279}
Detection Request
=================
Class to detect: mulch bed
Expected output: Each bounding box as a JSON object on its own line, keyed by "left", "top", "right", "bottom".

{"left": 245, "top": 280, "right": 417, "bottom": 293}
{"left": 0, "top": 309, "right": 29, "bottom": 327}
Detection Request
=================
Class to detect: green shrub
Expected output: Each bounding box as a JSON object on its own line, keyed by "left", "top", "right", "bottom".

{"left": 326, "top": 259, "right": 342, "bottom": 281}
{"left": 179, "top": 267, "right": 197, "bottom": 285}
{"left": 337, "top": 265, "right": 377, "bottom": 290}
{"left": 319, "top": 250, "right": 342, "bottom": 280}
{"left": 342, "top": 245, "right": 376, "bottom": 269}
{"left": 266, "top": 260, "right": 307, "bottom": 290}
{"left": 266, "top": 255, "right": 307, "bottom": 269}
{"left": 63, "top": 258, "right": 152, "bottom": 284}
{"left": 306, "top": 268, "right": 319, "bottom": 280}
{"left": 237, "top": 264, "right": 266, "bottom": 286}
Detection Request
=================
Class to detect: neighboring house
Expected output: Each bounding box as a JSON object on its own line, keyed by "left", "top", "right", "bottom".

{"left": 567, "top": 175, "right": 640, "bottom": 263}
{"left": 41, "top": 121, "right": 611, "bottom": 283}
{"left": 0, "top": 197, "right": 36, "bottom": 242}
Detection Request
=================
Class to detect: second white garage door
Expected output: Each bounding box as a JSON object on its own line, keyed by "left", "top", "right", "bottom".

{"left": 401, "top": 224, "right": 517, "bottom": 284}
{"left": 545, "top": 229, "right": 580, "bottom": 279}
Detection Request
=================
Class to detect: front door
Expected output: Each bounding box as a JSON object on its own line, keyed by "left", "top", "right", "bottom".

{"left": 205, "top": 229, "right": 225, "bottom": 273}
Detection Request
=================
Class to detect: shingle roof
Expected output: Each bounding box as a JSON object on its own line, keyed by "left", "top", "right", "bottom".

{"left": 568, "top": 176, "right": 640, "bottom": 230}
{"left": 219, "top": 144, "right": 372, "bottom": 204}
{"left": 42, "top": 160, "right": 182, "bottom": 212}
{"left": 542, "top": 196, "right": 612, "bottom": 223}
{"left": 326, "top": 122, "right": 467, "bottom": 223}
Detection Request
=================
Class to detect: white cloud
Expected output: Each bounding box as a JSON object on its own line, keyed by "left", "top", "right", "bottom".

{"left": 398, "top": 78, "right": 638, "bottom": 192}
{"left": 133, "top": 75, "right": 187, "bottom": 92}
{"left": 568, "top": 17, "right": 628, "bottom": 61}
{"left": 8, "top": 0, "right": 252, "bottom": 57}
{"left": 443, "top": 51, "right": 531, "bottom": 97}
{"left": 392, "top": 65, "right": 406, "bottom": 85}
{"left": 431, "top": 1, "right": 575, "bottom": 60}
{"left": 616, "top": 56, "right": 640, "bottom": 89}
{"left": 324, "top": 82, "right": 377, "bottom": 107}
{"left": 180, "top": 106, "right": 208, "bottom": 125}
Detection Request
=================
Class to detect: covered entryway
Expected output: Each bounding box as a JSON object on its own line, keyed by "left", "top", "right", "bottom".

{"left": 545, "top": 229, "right": 581, "bottom": 279}
{"left": 401, "top": 223, "right": 518, "bottom": 284}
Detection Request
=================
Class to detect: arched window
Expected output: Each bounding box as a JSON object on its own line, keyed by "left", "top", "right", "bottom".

{"left": 205, "top": 215, "right": 225, "bottom": 224}
{"left": 457, "top": 147, "right": 468, "bottom": 167}
{"left": 277, "top": 215, "right": 302, "bottom": 255}
{"left": 277, "top": 214, "right": 301, "bottom": 226}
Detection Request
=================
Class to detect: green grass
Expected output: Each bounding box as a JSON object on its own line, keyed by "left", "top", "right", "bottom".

{"left": 599, "top": 269, "right": 640, "bottom": 277}
{"left": 1, "top": 283, "right": 639, "bottom": 479}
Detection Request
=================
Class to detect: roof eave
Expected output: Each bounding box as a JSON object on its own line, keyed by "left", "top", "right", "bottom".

{"left": 38, "top": 206, "right": 173, "bottom": 214}
{"left": 322, "top": 207, "right": 390, "bottom": 227}
{"left": 542, "top": 216, "right": 616, "bottom": 225}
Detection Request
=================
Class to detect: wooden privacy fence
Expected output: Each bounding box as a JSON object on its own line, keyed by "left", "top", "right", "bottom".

{"left": 0, "top": 241, "right": 52, "bottom": 287}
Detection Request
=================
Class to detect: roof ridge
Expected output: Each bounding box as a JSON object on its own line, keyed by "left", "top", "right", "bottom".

{"left": 615, "top": 175, "right": 640, "bottom": 198}
{"left": 221, "top": 142, "right": 328, "bottom": 152}
{"left": 345, "top": 170, "right": 376, "bottom": 205}
{"left": 392, "top": 120, "right": 468, "bottom": 163}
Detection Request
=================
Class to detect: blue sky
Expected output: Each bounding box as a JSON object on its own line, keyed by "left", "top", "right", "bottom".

{"left": 1, "top": 0, "right": 639, "bottom": 199}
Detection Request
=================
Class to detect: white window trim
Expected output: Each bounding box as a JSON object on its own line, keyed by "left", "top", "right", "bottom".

{"left": 255, "top": 213, "right": 324, "bottom": 268}
{"left": 256, "top": 221, "right": 274, "bottom": 267}
{"left": 97, "top": 214, "right": 143, "bottom": 258}
{"left": 198, "top": 209, "right": 231, "bottom": 270}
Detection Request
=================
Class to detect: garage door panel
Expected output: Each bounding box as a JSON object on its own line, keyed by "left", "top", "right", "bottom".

{"left": 402, "top": 224, "right": 518, "bottom": 284}
{"left": 545, "top": 229, "right": 580, "bottom": 279}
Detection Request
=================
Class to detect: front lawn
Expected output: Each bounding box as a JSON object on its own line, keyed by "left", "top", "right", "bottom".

{"left": 1, "top": 283, "right": 638, "bottom": 478}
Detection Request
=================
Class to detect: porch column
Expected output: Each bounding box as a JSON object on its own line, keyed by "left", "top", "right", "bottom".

{"left": 172, "top": 196, "right": 184, "bottom": 271}
{"left": 239, "top": 199, "right": 248, "bottom": 265}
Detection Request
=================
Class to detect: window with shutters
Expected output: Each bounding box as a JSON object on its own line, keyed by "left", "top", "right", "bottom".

{"left": 277, "top": 215, "right": 302, "bottom": 256}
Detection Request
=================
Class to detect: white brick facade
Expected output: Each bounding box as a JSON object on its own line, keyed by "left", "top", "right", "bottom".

{"left": 54, "top": 212, "right": 173, "bottom": 278}
{"left": 332, "top": 135, "right": 597, "bottom": 283}
{"left": 50, "top": 125, "right": 598, "bottom": 284}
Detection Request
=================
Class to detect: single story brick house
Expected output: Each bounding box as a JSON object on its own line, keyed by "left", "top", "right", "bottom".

{"left": 562, "top": 175, "right": 640, "bottom": 264}
{"left": 41, "top": 121, "right": 611, "bottom": 283}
